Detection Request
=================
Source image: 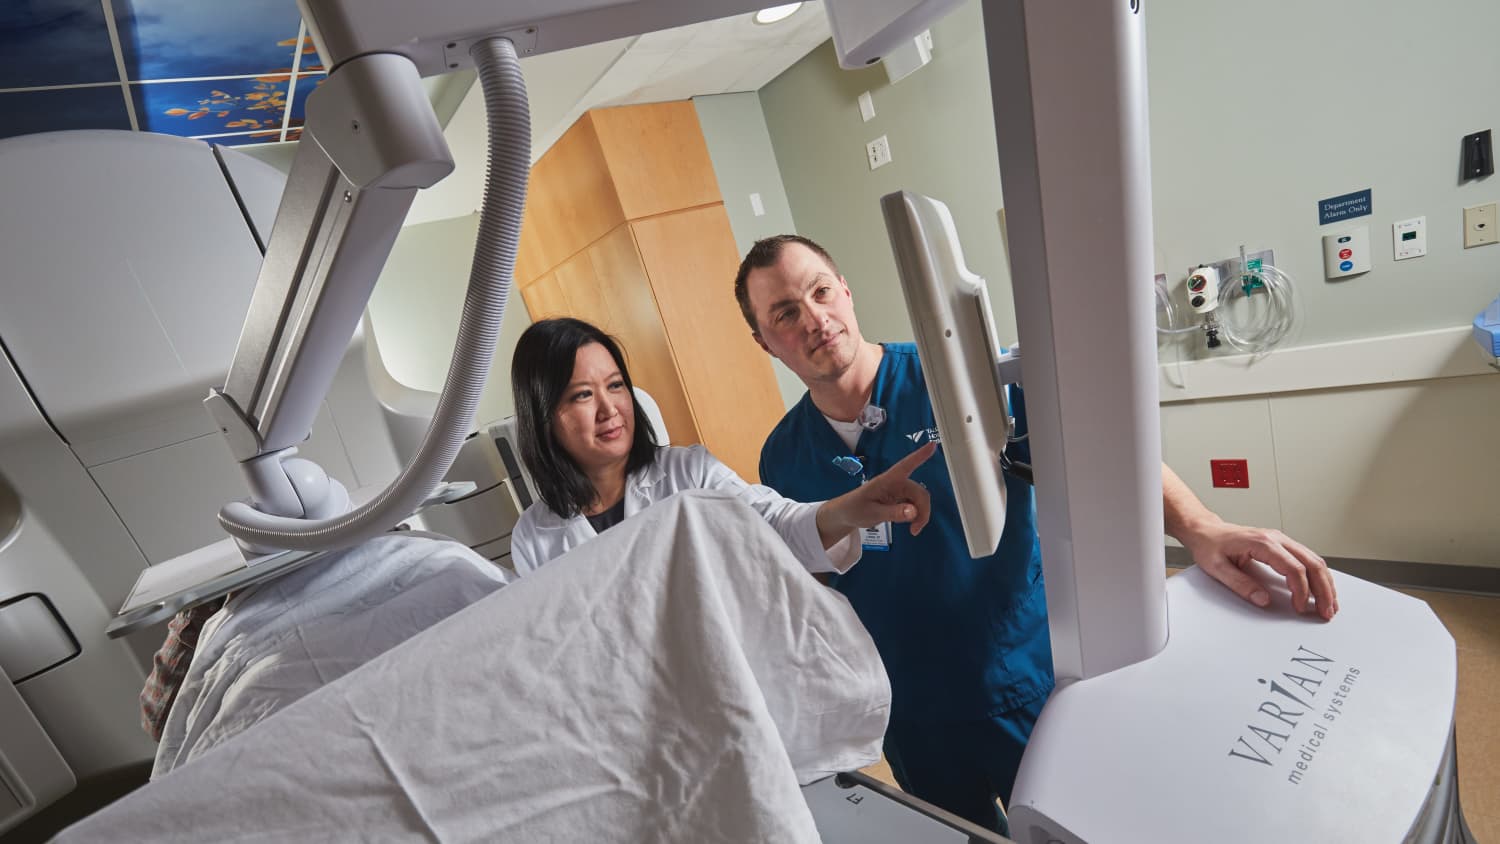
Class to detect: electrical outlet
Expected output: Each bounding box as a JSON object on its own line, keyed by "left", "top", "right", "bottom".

{"left": 866, "top": 135, "right": 892, "bottom": 170}
{"left": 1464, "top": 202, "right": 1497, "bottom": 248}
{"left": 1210, "top": 459, "right": 1249, "bottom": 489}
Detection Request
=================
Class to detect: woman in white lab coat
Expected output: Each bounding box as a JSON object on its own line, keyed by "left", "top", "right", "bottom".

{"left": 508, "top": 318, "right": 934, "bottom": 576}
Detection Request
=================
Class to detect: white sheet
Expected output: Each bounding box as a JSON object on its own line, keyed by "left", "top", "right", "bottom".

{"left": 154, "top": 531, "right": 512, "bottom": 778}
{"left": 63, "top": 491, "right": 890, "bottom": 843}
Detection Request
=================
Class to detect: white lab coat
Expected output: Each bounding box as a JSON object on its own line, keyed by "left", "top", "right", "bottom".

{"left": 510, "top": 445, "right": 860, "bottom": 577}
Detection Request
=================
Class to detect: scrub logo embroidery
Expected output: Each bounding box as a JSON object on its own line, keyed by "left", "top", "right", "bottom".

{"left": 905, "top": 427, "right": 941, "bottom": 445}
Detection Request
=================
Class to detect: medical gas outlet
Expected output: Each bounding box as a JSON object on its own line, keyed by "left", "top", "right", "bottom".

{"left": 1186, "top": 266, "right": 1220, "bottom": 313}
{"left": 1186, "top": 266, "right": 1223, "bottom": 349}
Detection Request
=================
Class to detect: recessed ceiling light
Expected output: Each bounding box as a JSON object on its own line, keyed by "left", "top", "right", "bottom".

{"left": 753, "top": 3, "right": 803, "bottom": 25}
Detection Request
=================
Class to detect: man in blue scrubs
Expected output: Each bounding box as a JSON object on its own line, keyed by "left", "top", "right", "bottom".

{"left": 735, "top": 235, "right": 1338, "bottom": 835}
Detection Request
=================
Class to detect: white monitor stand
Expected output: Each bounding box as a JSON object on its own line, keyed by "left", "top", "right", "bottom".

{"left": 881, "top": 189, "right": 1470, "bottom": 843}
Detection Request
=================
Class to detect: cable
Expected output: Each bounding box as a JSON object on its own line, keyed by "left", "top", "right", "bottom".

{"left": 217, "top": 37, "right": 530, "bottom": 551}
{"left": 1155, "top": 275, "right": 1199, "bottom": 335}
{"left": 1216, "top": 259, "right": 1297, "bottom": 354}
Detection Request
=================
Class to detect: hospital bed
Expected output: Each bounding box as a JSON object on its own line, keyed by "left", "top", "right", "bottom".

{"left": 1, "top": 0, "right": 1474, "bottom": 840}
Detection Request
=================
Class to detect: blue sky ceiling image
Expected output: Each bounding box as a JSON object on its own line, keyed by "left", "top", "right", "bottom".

{"left": 1, "top": 0, "right": 328, "bottom": 145}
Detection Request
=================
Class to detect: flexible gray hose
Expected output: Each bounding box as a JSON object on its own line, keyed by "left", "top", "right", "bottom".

{"left": 218, "top": 37, "right": 530, "bottom": 550}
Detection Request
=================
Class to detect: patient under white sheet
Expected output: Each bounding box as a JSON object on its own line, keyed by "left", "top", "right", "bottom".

{"left": 154, "top": 531, "right": 512, "bottom": 778}
{"left": 64, "top": 491, "right": 890, "bottom": 843}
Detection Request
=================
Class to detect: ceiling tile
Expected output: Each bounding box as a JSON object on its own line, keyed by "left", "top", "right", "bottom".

{"left": 0, "top": 86, "right": 132, "bottom": 140}
{"left": 132, "top": 76, "right": 290, "bottom": 137}
{"left": 0, "top": 0, "right": 120, "bottom": 88}
{"left": 112, "top": 0, "right": 302, "bottom": 81}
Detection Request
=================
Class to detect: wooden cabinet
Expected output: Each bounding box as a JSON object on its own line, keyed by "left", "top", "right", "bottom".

{"left": 516, "top": 101, "right": 784, "bottom": 481}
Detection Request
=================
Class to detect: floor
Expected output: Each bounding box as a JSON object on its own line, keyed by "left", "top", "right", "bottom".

{"left": 860, "top": 585, "right": 1500, "bottom": 842}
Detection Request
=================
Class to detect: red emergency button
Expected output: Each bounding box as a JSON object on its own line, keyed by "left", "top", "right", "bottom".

{"left": 1339, "top": 248, "right": 1353, "bottom": 260}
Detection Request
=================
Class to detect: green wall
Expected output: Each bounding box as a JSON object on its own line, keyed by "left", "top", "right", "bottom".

{"left": 756, "top": 0, "right": 1500, "bottom": 356}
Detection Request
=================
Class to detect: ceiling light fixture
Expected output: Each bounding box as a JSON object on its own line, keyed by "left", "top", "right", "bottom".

{"left": 753, "top": 3, "right": 803, "bottom": 25}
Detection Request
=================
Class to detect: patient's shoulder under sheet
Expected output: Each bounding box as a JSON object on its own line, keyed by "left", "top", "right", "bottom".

{"left": 153, "top": 531, "right": 511, "bottom": 778}
{"left": 63, "top": 491, "right": 890, "bottom": 843}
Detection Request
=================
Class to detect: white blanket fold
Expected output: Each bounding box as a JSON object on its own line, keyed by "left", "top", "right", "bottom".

{"left": 64, "top": 491, "right": 890, "bottom": 843}
{"left": 153, "top": 531, "right": 511, "bottom": 778}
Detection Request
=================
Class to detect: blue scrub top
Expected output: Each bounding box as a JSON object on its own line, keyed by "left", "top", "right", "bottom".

{"left": 759, "top": 343, "right": 1054, "bottom": 725}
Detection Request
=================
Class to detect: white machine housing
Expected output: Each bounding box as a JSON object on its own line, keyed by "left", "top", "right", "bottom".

{"left": 0, "top": 131, "right": 458, "bottom": 834}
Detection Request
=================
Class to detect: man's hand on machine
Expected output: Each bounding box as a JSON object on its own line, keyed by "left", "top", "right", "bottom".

{"left": 816, "top": 442, "right": 937, "bottom": 546}
{"left": 1179, "top": 518, "right": 1339, "bottom": 620}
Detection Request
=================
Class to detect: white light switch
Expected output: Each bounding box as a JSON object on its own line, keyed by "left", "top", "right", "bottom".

{"left": 858, "top": 91, "right": 875, "bottom": 122}
{"left": 1322, "top": 226, "right": 1371, "bottom": 279}
{"left": 1392, "top": 216, "right": 1426, "bottom": 260}
{"left": 749, "top": 192, "right": 765, "bottom": 217}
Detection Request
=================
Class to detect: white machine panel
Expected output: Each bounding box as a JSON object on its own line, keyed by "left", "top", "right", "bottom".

{"left": 0, "top": 131, "right": 272, "bottom": 460}
{"left": 89, "top": 403, "right": 357, "bottom": 564}
{"left": 0, "top": 596, "right": 78, "bottom": 681}
{"left": 0, "top": 661, "right": 75, "bottom": 837}
{"left": 1009, "top": 567, "right": 1456, "bottom": 844}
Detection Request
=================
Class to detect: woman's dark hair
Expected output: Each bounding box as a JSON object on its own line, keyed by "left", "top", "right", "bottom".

{"left": 511, "top": 317, "right": 659, "bottom": 518}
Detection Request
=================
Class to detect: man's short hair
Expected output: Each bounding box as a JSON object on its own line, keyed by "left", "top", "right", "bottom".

{"left": 733, "top": 234, "right": 840, "bottom": 333}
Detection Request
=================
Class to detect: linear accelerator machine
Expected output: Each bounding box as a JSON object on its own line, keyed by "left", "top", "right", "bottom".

{"left": 0, "top": 0, "right": 1472, "bottom": 841}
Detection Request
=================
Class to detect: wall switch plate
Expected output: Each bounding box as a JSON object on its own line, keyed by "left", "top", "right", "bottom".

{"left": 1392, "top": 216, "right": 1426, "bottom": 260}
{"left": 749, "top": 192, "right": 765, "bottom": 217}
{"left": 1461, "top": 129, "right": 1493, "bottom": 181}
{"left": 858, "top": 91, "right": 875, "bottom": 122}
{"left": 1463, "top": 202, "right": 1497, "bottom": 248}
{"left": 1322, "top": 226, "right": 1371, "bottom": 279}
{"left": 866, "top": 135, "right": 892, "bottom": 170}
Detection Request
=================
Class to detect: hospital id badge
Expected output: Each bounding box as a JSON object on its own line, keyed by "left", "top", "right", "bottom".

{"left": 861, "top": 522, "right": 891, "bottom": 551}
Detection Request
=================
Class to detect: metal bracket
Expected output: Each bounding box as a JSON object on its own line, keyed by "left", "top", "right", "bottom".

{"left": 204, "top": 389, "right": 262, "bottom": 461}
{"left": 441, "top": 27, "right": 541, "bottom": 71}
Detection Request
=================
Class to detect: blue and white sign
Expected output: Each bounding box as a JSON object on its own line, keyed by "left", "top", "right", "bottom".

{"left": 1319, "top": 189, "right": 1372, "bottom": 225}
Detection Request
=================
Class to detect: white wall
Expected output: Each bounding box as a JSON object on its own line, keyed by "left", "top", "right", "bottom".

{"left": 1149, "top": 0, "right": 1500, "bottom": 355}
{"left": 1160, "top": 329, "right": 1500, "bottom": 568}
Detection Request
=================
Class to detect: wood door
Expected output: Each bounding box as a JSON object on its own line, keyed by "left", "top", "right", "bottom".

{"left": 519, "top": 270, "right": 573, "bottom": 321}
{"left": 514, "top": 113, "right": 623, "bottom": 286}
{"left": 630, "top": 205, "right": 784, "bottom": 482}
{"left": 583, "top": 226, "right": 698, "bottom": 448}
{"left": 590, "top": 102, "right": 722, "bottom": 222}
